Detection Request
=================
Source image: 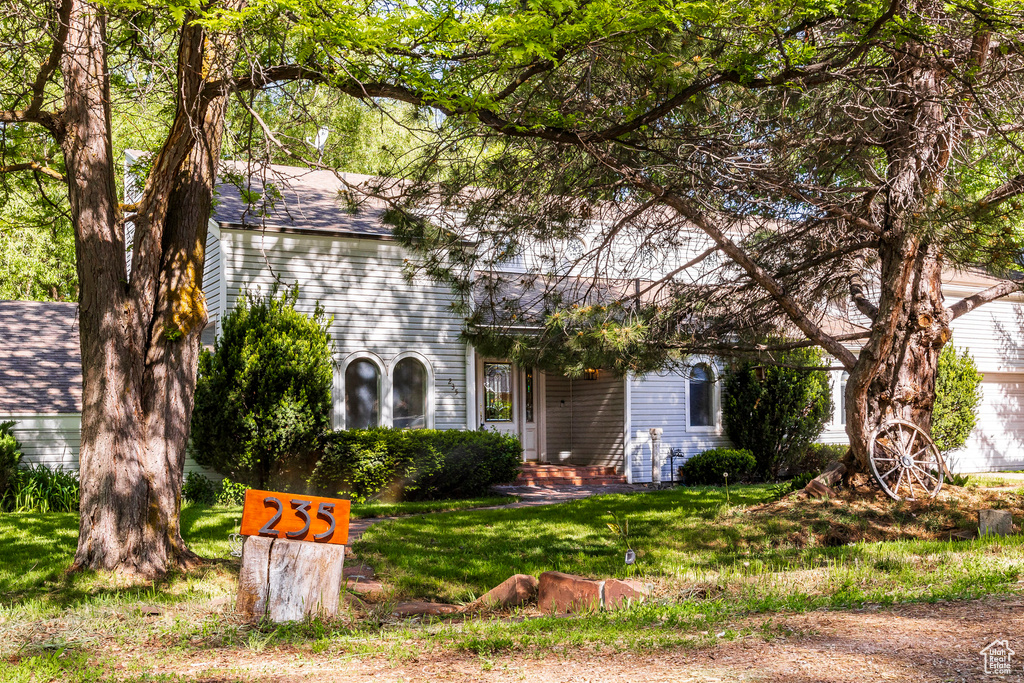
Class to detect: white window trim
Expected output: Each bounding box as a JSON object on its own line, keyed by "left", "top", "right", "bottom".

{"left": 338, "top": 351, "right": 387, "bottom": 430}
{"left": 833, "top": 369, "right": 849, "bottom": 428}
{"left": 387, "top": 351, "right": 435, "bottom": 429}
{"left": 685, "top": 359, "right": 721, "bottom": 433}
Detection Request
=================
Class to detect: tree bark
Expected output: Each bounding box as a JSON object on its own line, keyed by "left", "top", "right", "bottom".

{"left": 843, "top": 25, "right": 951, "bottom": 476}
{"left": 65, "top": 0, "right": 235, "bottom": 578}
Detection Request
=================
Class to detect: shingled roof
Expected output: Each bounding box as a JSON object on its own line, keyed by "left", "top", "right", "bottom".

{"left": 0, "top": 300, "right": 82, "bottom": 414}
{"left": 212, "top": 164, "right": 394, "bottom": 237}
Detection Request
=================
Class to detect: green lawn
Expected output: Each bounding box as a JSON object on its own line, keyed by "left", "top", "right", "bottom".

{"left": 354, "top": 484, "right": 1024, "bottom": 604}
{"left": 2, "top": 484, "right": 1023, "bottom": 674}
{"left": 0, "top": 495, "right": 515, "bottom": 606}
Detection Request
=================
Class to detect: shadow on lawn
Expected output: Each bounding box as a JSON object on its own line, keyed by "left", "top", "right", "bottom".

{"left": 0, "top": 505, "right": 241, "bottom": 609}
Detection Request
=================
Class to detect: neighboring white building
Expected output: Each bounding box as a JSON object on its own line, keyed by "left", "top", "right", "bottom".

{"left": 3, "top": 164, "right": 1023, "bottom": 480}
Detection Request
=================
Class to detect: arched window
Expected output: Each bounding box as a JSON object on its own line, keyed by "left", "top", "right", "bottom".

{"left": 393, "top": 357, "right": 427, "bottom": 429}
{"left": 840, "top": 371, "right": 849, "bottom": 425}
{"left": 689, "top": 363, "right": 714, "bottom": 427}
{"left": 345, "top": 359, "right": 380, "bottom": 429}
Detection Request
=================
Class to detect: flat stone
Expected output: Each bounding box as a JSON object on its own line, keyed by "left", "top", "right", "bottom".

{"left": 603, "top": 579, "right": 651, "bottom": 610}
{"left": 139, "top": 604, "right": 164, "bottom": 616}
{"left": 347, "top": 578, "right": 386, "bottom": 601}
{"left": 343, "top": 563, "right": 375, "bottom": 579}
{"left": 537, "top": 571, "right": 601, "bottom": 614}
{"left": 392, "top": 601, "right": 461, "bottom": 617}
{"left": 471, "top": 574, "right": 539, "bottom": 610}
{"left": 980, "top": 509, "right": 1013, "bottom": 537}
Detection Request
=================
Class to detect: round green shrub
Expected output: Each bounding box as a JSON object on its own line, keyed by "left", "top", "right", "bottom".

{"left": 681, "top": 448, "right": 756, "bottom": 485}
{"left": 932, "top": 343, "right": 983, "bottom": 453}
{"left": 309, "top": 428, "right": 523, "bottom": 501}
{"left": 190, "top": 284, "right": 334, "bottom": 489}
{"left": 722, "top": 348, "right": 834, "bottom": 479}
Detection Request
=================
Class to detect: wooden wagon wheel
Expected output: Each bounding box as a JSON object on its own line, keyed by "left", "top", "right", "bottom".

{"left": 869, "top": 419, "right": 945, "bottom": 501}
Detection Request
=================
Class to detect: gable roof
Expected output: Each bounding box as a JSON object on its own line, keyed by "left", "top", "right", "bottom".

{"left": 0, "top": 301, "right": 82, "bottom": 414}
{"left": 212, "top": 164, "right": 395, "bottom": 238}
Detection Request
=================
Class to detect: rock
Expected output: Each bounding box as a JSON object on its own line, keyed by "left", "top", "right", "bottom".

{"left": 603, "top": 579, "right": 651, "bottom": 610}
{"left": 347, "top": 577, "right": 386, "bottom": 601}
{"left": 208, "top": 597, "right": 230, "bottom": 609}
{"left": 392, "top": 601, "right": 461, "bottom": 617}
{"left": 343, "top": 563, "right": 375, "bottom": 579}
{"left": 804, "top": 478, "right": 835, "bottom": 499}
{"left": 537, "top": 571, "right": 602, "bottom": 614}
{"left": 472, "top": 574, "right": 539, "bottom": 610}
{"left": 979, "top": 509, "right": 1013, "bottom": 537}
{"left": 139, "top": 604, "right": 164, "bottom": 616}
{"left": 950, "top": 529, "right": 977, "bottom": 542}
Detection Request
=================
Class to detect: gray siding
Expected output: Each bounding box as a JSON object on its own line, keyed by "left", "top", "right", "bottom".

{"left": 4, "top": 415, "right": 80, "bottom": 471}
{"left": 221, "top": 229, "right": 469, "bottom": 429}
{"left": 200, "top": 223, "right": 222, "bottom": 347}
{"left": 545, "top": 373, "right": 624, "bottom": 468}
{"left": 6, "top": 413, "right": 212, "bottom": 476}
{"left": 628, "top": 368, "right": 731, "bottom": 483}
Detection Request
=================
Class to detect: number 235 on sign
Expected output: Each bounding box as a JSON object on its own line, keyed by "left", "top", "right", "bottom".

{"left": 239, "top": 489, "right": 351, "bottom": 546}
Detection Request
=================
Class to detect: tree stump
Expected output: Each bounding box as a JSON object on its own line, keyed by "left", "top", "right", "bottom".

{"left": 237, "top": 536, "right": 346, "bottom": 622}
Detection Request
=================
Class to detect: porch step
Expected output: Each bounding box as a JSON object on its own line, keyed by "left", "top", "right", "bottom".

{"left": 514, "top": 463, "right": 626, "bottom": 487}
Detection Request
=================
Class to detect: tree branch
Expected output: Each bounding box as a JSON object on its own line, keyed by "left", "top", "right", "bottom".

{"left": 849, "top": 271, "right": 878, "bottom": 321}
{"left": 947, "top": 279, "right": 1023, "bottom": 320}
{"left": 0, "top": 161, "right": 65, "bottom": 181}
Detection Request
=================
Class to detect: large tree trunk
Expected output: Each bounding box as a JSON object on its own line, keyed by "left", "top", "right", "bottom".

{"left": 65, "top": 0, "right": 233, "bottom": 578}
{"left": 843, "top": 26, "right": 950, "bottom": 477}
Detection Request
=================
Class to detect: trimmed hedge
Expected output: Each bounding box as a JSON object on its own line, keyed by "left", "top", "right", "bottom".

{"left": 681, "top": 448, "right": 756, "bottom": 486}
{"left": 182, "top": 472, "right": 249, "bottom": 506}
{"left": 309, "top": 428, "right": 522, "bottom": 501}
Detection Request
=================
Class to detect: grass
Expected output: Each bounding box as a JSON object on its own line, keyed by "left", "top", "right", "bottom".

{"left": 0, "top": 495, "right": 515, "bottom": 606}
{"left": 2, "top": 484, "right": 1023, "bottom": 679}
{"left": 354, "top": 483, "right": 1024, "bottom": 602}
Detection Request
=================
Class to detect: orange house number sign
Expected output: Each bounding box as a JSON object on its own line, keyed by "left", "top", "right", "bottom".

{"left": 239, "top": 489, "right": 351, "bottom": 546}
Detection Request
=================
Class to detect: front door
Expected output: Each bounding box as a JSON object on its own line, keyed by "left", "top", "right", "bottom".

{"left": 477, "top": 359, "right": 546, "bottom": 462}
{"left": 479, "top": 360, "right": 517, "bottom": 436}
{"left": 520, "top": 367, "right": 544, "bottom": 461}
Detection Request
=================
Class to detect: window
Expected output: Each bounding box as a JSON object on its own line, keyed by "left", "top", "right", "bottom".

{"left": 484, "top": 362, "right": 513, "bottom": 421}
{"left": 393, "top": 357, "right": 427, "bottom": 429}
{"left": 524, "top": 368, "right": 534, "bottom": 423}
{"left": 840, "top": 371, "right": 849, "bottom": 425}
{"left": 689, "top": 363, "right": 714, "bottom": 427}
{"left": 345, "top": 359, "right": 380, "bottom": 429}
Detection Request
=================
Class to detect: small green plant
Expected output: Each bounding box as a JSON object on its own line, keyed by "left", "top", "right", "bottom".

{"left": 2, "top": 464, "right": 79, "bottom": 512}
{"left": 182, "top": 471, "right": 217, "bottom": 505}
{"left": 606, "top": 510, "right": 636, "bottom": 565}
{"left": 681, "top": 448, "right": 756, "bottom": 485}
{"left": 950, "top": 473, "right": 971, "bottom": 487}
{"left": 183, "top": 472, "right": 249, "bottom": 506}
{"left": 0, "top": 420, "right": 23, "bottom": 500}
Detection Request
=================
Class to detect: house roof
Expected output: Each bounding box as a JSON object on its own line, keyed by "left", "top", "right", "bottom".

{"left": 212, "top": 163, "right": 397, "bottom": 238}
{"left": 0, "top": 300, "right": 82, "bottom": 414}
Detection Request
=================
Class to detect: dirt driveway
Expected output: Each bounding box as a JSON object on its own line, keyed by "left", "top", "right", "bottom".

{"left": 144, "top": 595, "right": 1024, "bottom": 682}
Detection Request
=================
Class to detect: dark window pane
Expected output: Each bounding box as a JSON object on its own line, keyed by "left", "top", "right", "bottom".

{"left": 689, "top": 364, "right": 713, "bottom": 427}
{"left": 393, "top": 357, "right": 427, "bottom": 429}
{"left": 345, "top": 359, "right": 379, "bottom": 429}
{"left": 484, "top": 362, "right": 513, "bottom": 421}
